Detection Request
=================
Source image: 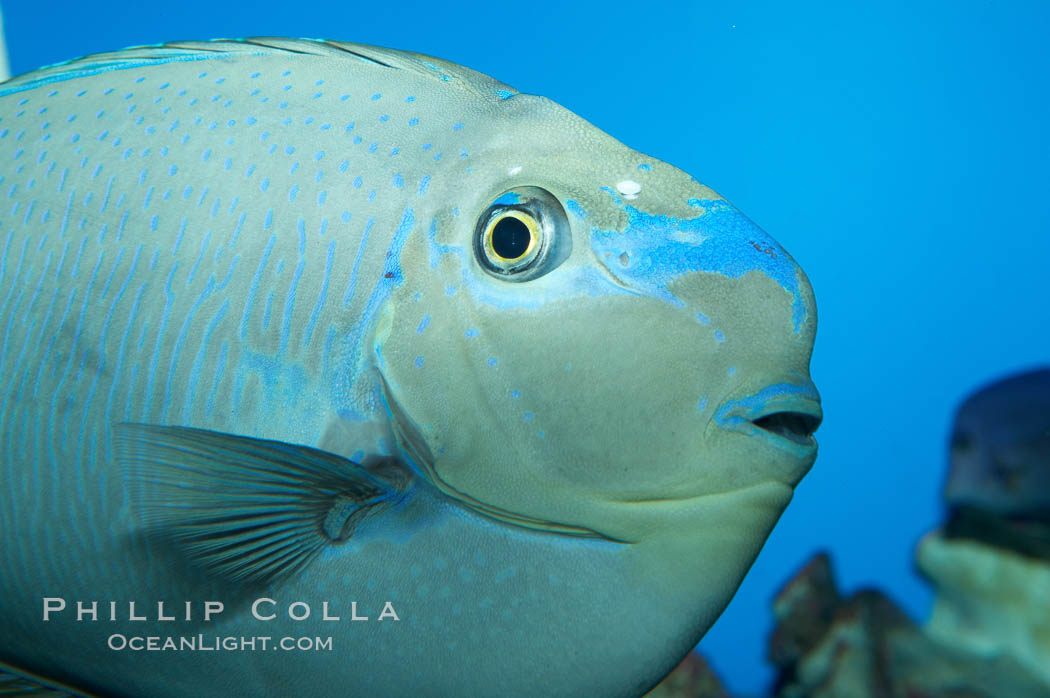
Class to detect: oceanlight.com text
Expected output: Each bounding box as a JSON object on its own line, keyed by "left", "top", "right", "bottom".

{"left": 107, "top": 634, "right": 333, "bottom": 652}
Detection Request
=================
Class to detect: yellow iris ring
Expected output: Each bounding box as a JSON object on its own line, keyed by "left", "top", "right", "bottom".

{"left": 483, "top": 210, "right": 541, "bottom": 266}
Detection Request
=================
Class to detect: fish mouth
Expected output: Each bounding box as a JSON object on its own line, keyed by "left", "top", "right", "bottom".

{"left": 751, "top": 410, "right": 822, "bottom": 446}
{"left": 714, "top": 382, "right": 823, "bottom": 458}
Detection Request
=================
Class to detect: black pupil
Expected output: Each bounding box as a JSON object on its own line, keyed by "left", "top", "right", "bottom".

{"left": 491, "top": 216, "right": 532, "bottom": 260}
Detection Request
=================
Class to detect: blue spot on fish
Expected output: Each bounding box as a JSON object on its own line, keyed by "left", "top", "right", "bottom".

{"left": 566, "top": 199, "right": 587, "bottom": 219}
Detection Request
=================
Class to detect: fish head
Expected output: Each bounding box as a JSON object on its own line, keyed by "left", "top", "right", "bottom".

{"left": 375, "top": 91, "right": 821, "bottom": 543}
{"left": 945, "top": 368, "right": 1050, "bottom": 517}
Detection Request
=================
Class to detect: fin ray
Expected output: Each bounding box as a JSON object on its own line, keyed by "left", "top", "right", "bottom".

{"left": 0, "top": 662, "right": 90, "bottom": 697}
{"left": 115, "top": 423, "right": 409, "bottom": 583}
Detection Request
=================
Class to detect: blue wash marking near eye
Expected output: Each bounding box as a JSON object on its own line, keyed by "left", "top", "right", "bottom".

{"left": 464, "top": 328, "right": 479, "bottom": 338}
{"left": 590, "top": 197, "right": 808, "bottom": 332}
{"left": 695, "top": 312, "right": 710, "bottom": 325}
{"left": 416, "top": 315, "right": 430, "bottom": 334}
{"left": 565, "top": 199, "right": 587, "bottom": 219}
{"left": 714, "top": 330, "right": 725, "bottom": 343}
{"left": 493, "top": 192, "right": 520, "bottom": 206}
{"left": 697, "top": 397, "right": 708, "bottom": 412}
{"left": 510, "top": 390, "right": 520, "bottom": 399}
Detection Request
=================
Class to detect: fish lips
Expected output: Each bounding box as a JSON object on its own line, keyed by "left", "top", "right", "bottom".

{"left": 714, "top": 382, "right": 823, "bottom": 467}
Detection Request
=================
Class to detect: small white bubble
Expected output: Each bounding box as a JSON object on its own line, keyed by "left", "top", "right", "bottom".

{"left": 508, "top": 165, "right": 522, "bottom": 176}
{"left": 616, "top": 180, "right": 641, "bottom": 199}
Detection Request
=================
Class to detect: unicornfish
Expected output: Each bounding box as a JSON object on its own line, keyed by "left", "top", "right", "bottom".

{"left": 0, "top": 39, "right": 821, "bottom": 697}
{"left": 943, "top": 367, "right": 1050, "bottom": 560}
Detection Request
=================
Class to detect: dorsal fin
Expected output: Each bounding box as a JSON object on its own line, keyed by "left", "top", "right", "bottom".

{"left": 0, "top": 38, "right": 520, "bottom": 101}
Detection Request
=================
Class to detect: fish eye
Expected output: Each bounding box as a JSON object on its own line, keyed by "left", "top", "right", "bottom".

{"left": 474, "top": 186, "right": 572, "bottom": 281}
{"left": 485, "top": 211, "right": 541, "bottom": 267}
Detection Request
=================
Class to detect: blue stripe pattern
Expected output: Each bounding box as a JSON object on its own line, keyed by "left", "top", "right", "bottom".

{"left": 0, "top": 41, "right": 477, "bottom": 599}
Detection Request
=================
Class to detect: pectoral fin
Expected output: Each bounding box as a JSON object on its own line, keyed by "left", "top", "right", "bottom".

{"left": 0, "top": 662, "right": 89, "bottom": 697}
{"left": 114, "top": 423, "right": 410, "bottom": 584}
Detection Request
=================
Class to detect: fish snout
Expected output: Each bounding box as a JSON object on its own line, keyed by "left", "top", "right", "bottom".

{"left": 713, "top": 382, "right": 823, "bottom": 479}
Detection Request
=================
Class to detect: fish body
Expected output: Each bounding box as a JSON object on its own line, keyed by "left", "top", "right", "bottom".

{"left": 942, "top": 367, "right": 1050, "bottom": 561}
{"left": 945, "top": 367, "right": 1050, "bottom": 517}
{"left": 0, "top": 40, "right": 820, "bottom": 696}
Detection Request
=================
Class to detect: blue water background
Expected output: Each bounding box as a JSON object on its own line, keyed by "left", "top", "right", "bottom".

{"left": 6, "top": 1, "right": 1049, "bottom": 693}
